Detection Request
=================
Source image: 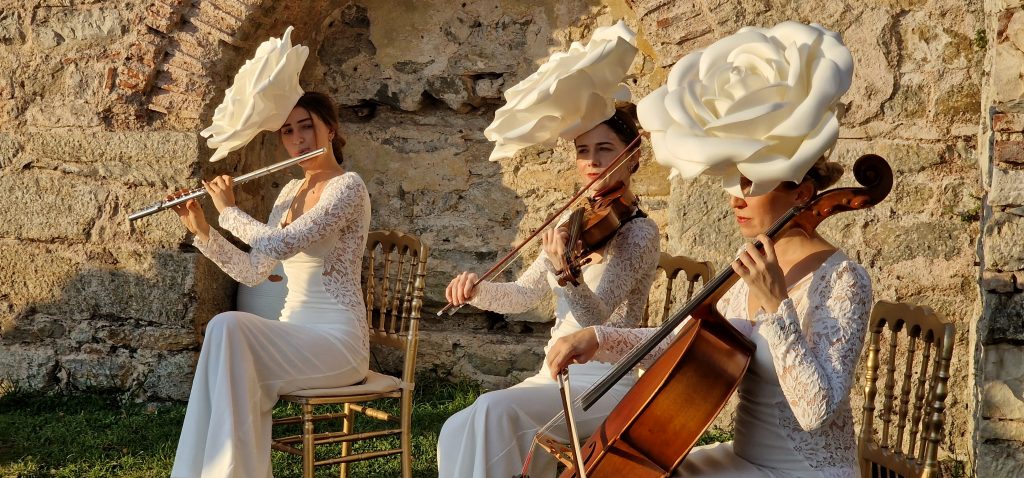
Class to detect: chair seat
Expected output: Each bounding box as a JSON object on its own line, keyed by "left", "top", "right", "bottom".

{"left": 286, "top": 370, "right": 404, "bottom": 398}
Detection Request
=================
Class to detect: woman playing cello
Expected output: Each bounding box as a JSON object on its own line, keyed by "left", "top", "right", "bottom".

{"left": 547, "top": 22, "right": 872, "bottom": 477}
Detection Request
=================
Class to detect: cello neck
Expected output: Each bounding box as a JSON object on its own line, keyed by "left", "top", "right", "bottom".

{"left": 578, "top": 204, "right": 804, "bottom": 411}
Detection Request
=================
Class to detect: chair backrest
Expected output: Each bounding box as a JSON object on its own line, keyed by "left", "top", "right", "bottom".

{"left": 859, "top": 300, "right": 955, "bottom": 478}
{"left": 362, "top": 230, "right": 429, "bottom": 385}
{"left": 642, "top": 252, "right": 714, "bottom": 327}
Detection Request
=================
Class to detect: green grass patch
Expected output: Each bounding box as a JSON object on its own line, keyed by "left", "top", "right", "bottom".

{"left": 0, "top": 376, "right": 732, "bottom": 477}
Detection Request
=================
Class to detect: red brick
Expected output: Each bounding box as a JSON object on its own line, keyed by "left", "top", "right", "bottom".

{"left": 197, "top": 1, "right": 244, "bottom": 32}
{"left": 189, "top": 15, "right": 244, "bottom": 47}
{"left": 994, "top": 112, "right": 1024, "bottom": 133}
{"left": 209, "top": 0, "right": 252, "bottom": 21}
{"left": 995, "top": 140, "right": 1024, "bottom": 166}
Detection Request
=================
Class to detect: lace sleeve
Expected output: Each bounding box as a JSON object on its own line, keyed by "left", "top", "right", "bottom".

{"left": 757, "top": 260, "right": 872, "bottom": 431}
{"left": 468, "top": 253, "right": 551, "bottom": 314}
{"left": 192, "top": 229, "right": 276, "bottom": 287}
{"left": 562, "top": 219, "right": 660, "bottom": 327}
{"left": 219, "top": 174, "right": 368, "bottom": 260}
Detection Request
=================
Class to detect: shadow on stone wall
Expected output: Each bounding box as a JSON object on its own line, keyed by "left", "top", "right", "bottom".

{"left": 0, "top": 246, "right": 232, "bottom": 402}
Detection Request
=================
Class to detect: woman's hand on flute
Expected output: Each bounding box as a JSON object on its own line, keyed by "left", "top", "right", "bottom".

{"left": 445, "top": 271, "right": 479, "bottom": 306}
{"left": 203, "top": 174, "right": 236, "bottom": 213}
{"left": 545, "top": 327, "right": 599, "bottom": 379}
{"left": 168, "top": 190, "right": 210, "bottom": 242}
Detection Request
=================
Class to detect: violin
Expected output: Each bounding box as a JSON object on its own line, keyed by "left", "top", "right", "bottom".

{"left": 555, "top": 182, "right": 643, "bottom": 287}
{"left": 546, "top": 154, "right": 892, "bottom": 478}
{"left": 436, "top": 134, "right": 645, "bottom": 317}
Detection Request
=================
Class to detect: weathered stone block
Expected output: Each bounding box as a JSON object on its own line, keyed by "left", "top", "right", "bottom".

{"left": 990, "top": 167, "right": 1024, "bottom": 207}
{"left": 862, "top": 220, "right": 969, "bottom": 264}
{"left": 0, "top": 170, "right": 104, "bottom": 242}
{"left": 0, "top": 313, "right": 66, "bottom": 343}
{"left": 983, "top": 271, "right": 1017, "bottom": 293}
{"left": 0, "top": 131, "right": 21, "bottom": 167}
{"left": 994, "top": 42, "right": 1024, "bottom": 103}
{"left": 62, "top": 250, "right": 198, "bottom": 327}
{"left": 23, "top": 97, "right": 102, "bottom": 128}
{"left": 94, "top": 323, "right": 196, "bottom": 351}
{"left": 30, "top": 7, "right": 126, "bottom": 48}
{"left": 843, "top": 7, "right": 896, "bottom": 124}
{"left": 140, "top": 350, "right": 196, "bottom": 401}
{"left": 982, "top": 344, "right": 1024, "bottom": 419}
{"left": 994, "top": 112, "right": 1024, "bottom": 133}
{"left": 976, "top": 439, "right": 1024, "bottom": 478}
{"left": 22, "top": 130, "right": 198, "bottom": 188}
{"left": 416, "top": 329, "right": 547, "bottom": 390}
{"left": 935, "top": 73, "right": 981, "bottom": 123}
{"left": 0, "top": 344, "right": 57, "bottom": 389}
{"left": 60, "top": 347, "right": 138, "bottom": 390}
{"left": 983, "top": 292, "right": 1024, "bottom": 343}
{"left": 833, "top": 139, "right": 945, "bottom": 174}
{"left": 984, "top": 212, "right": 1024, "bottom": 271}
{"left": 0, "top": 10, "right": 24, "bottom": 45}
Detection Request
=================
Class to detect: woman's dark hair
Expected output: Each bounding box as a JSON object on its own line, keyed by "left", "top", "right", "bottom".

{"left": 779, "top": 157, "right": 845, "bottom": 194}
{"left": 600, "top": 105, "right": 642, "bottom": 173}
{"left": 291, "top": 92, "right": 345, "bottom": 164}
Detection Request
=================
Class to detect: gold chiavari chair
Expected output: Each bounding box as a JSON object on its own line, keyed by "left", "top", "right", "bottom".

{"left": 859, "top": 300, "right": 956, "bottom": 478}
{"left": 271, "top": 230, "right": 429, "bottom": 478}
{"left": 642, "top": 252, "right": 715, "bottom": 327}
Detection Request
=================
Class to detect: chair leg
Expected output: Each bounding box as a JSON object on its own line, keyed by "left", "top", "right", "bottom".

{"left": 401, "top": 391, "right": 413, "bottom": 478}
{"left": 302, "top": 403, "right": 315, "bottom": 478}
{"left": 340, "top": 402, "right": 352, "bottom": 478}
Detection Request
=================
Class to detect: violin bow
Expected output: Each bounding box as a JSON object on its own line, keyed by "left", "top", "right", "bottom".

{"left": 558, "top": 369, "right": 589, "bottom": 478}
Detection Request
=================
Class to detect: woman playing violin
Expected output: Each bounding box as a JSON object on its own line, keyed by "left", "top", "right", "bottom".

{"left": 437, "top": 108, "right": 662, "bottom": 478}
{"left": 547, "top": 156, "right": 872, "bottom": 477}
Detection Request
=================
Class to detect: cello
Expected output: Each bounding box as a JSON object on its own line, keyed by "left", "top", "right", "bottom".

{"left": 551, "top": 154, "right": 892, "bottom": 477}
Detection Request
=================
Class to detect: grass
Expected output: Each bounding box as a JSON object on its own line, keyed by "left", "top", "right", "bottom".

{"left": 0, "top": 376, "right": 732, "bottom": 477}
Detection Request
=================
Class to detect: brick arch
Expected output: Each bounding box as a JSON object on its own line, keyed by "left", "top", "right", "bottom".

{"left": 119, "top": 0, "right": 337, "bottom": 128}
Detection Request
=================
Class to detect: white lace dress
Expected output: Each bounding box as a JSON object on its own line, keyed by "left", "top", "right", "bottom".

{"left": 437, "top": 217, "right": 661, "bottom": 478}
{"left": 171, "top": 172, "right": 371, "bottom": 478}
{"left": 592, "top": 251, "right": 872, "bottom": 478}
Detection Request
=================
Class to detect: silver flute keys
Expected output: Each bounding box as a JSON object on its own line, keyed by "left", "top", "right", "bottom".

{"left": 127, "top": 148, "right": 326, "bottom": 222}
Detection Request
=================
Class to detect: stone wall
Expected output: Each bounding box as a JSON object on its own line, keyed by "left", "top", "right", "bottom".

{"left": 0, "top": 0, "right": 1009, "bottom": 472}
{"left": 975, "top": 1, "right": 1024, "bottom": 475}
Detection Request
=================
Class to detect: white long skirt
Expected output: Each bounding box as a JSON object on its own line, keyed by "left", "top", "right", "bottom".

{"left": 170, "top": 311, "right": 367, "bottom": 478}
{"left": 437, "top": 361, "right": 635, "bottom": 478}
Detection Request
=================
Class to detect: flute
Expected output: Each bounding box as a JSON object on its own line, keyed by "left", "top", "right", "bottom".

{"left": 128, "top": 147, "right": 326, "bottom": 222}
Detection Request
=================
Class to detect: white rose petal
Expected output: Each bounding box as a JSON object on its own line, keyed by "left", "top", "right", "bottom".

{"left": 201, "top": 26, "right": 309, "bottom": 162}
{"left": 484, "top": 20, "right": 638, "bottom": 161}
{"left": 638, "top": 21, "right": 854, "bottom": 196}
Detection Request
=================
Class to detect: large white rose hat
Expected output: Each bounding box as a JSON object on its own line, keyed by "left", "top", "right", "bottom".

{"left": 201, "top": 26, "right": 309, "bottom": 162}
{"left": 484, "top": 20, "right": 639, "bottom": 161}
{"left": 638, "top": 21, "right": 853, "bottom": 196}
